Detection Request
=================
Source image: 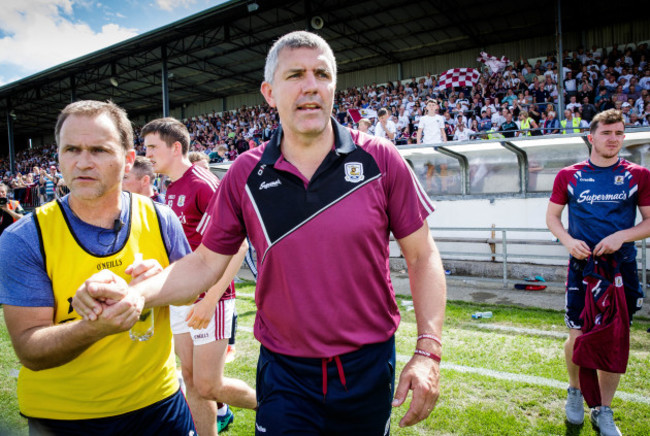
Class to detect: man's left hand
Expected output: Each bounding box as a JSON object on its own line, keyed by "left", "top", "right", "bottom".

{"left": 594, "top": 232, "right": 625, "bottom": 256}
{"left": 392, "top": 354, "right": 440, "bottom": 427}
{"left": 91, "top": 288, "right": 145, "bottom": 335}
{"left": 185, "top": 298, "right": 216, "bottom": 330}
{"left": 73, "top": 269, "right": 129, "bottom": 321}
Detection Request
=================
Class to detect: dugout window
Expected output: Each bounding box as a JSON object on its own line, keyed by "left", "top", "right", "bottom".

{"left": 443, "top": 142, "right": 520, "bottom": 195}
{"left": 401, "top": 148, "right": 463, "bottom": 196}
{"left": 513, "top": 136, "right": 590, "bottom": 193}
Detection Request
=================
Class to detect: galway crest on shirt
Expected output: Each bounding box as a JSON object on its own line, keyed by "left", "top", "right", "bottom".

{"left": 344, "top": 162, "right": 365, "bottom": 183}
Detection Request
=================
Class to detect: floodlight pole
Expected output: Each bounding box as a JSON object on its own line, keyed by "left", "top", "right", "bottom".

{"left": 6, "top": 99, "right": 15, "bottom": 174}
{"left": 161, "top": 44, "right": 170, "bottom": 117}
{"left": 556, "top": 0, "right": 565, "bottom": 123}
{"left": 70, "top": 75, "right": 77, "bottom": 102}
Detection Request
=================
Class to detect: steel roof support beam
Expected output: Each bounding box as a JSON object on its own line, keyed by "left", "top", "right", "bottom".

{"left": 162, "top": 45, "right": 170, "bottom": 117}
{"left": 6, "top": 99, "right": 15, "bottom": 174}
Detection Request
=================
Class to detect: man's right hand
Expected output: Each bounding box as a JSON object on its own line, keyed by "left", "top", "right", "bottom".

{"left": 125, "top": 257, "right": 163, "bottom": 286}
{"left": 564, "top": 237, "right": 591, "bottom": 259}
{"left": 90, "top": 289, "right": 145, "bottom": 336}
{"left": 73, "top": 269, "right": 130, "bottom": 321}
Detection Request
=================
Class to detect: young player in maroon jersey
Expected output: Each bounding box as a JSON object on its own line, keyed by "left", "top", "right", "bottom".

{"left": 142, "top": 118, "right": 256, "bottom": 435}
{"left": 547, "top": 109, "right": 650, "bottom": 436}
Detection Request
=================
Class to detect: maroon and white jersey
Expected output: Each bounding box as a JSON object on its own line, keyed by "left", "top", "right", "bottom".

{"left": 166, "top": 164, "right": 234, "bottom": 300}
{"left": 166, "top": 164, "right": 218, "bottom": 250}
{"left": 202, "top": 119, "right": 434, "bottom": 358}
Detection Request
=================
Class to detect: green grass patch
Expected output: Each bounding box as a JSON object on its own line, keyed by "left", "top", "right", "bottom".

{"left": 1, "top": 286, "right": 649, "bottom": 435}
{"left": 0, "top": 309, "right": 24, "bottom": 435}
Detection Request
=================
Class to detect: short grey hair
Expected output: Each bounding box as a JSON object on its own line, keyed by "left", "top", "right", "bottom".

{"left": 263, "top": 31, "right": 337, "bottom": 84}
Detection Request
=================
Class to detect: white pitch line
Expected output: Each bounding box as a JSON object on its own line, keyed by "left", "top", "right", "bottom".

{"left": 396, "top": 354, "right": 650, "bottom": 405}
{"left": 234, "top": 307, "right": 648, "bottom": 405}
{"left": 467, "top": 323, "right": 569, "bottom": 339}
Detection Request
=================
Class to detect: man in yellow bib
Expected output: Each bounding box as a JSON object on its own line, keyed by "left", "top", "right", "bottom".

{"left": 0, "top": 100, "right": 196, "bottom": 435}
{"left": 561, "top": 109, "right": 584, "bottom": 134}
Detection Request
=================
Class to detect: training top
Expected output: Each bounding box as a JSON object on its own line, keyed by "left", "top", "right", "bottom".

{"left": 550, "top": 158, "right": 650, "bottom": 259}
{"left": 202, "top": 118, "right": 435, "bottom": 358}
{"left": 0, "top": 193, "right": 189, "bottom": 419}
{"left": 0, "top": 192, "right": 190, "bottom": 307}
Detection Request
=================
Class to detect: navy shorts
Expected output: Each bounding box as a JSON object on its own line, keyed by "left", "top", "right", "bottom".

{"left": 565, "top": 257, "right": 645, "bottom": 329}
{"left": 27, "top": 389, "right": 196, "bottom": 436}
{"left": 255, "top": 337, "right": 396, "bottom": 435}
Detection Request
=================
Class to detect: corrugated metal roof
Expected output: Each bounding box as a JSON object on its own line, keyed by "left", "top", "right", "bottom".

{"left": 0, "top": 0, "right": 643, "bottom": 143}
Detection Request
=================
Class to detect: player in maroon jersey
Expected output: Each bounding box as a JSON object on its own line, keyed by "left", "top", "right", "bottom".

{"left": 142, "top": 118, "right": 256, "bottom": 435}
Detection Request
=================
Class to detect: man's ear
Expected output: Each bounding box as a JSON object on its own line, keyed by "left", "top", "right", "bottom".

{"left": 173, "top": 141, "right": 184, "bottom": 156}
{"left": 261, "top": 82, "right": 276, "bottom": 108}
{"left": 124, "top": 150, "right": 136, "bottom": 172}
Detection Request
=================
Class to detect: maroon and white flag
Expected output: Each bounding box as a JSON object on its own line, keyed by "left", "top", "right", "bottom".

{"left": 477, "top": 51, "right": 510, "bottom": 75}
{"left": 435, "top": 68, "right": 480, "bottom": 90}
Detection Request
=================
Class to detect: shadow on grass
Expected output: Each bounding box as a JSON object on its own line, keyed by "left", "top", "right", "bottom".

{"left": 564, "top": 420, "right": 584, "bottom": 436}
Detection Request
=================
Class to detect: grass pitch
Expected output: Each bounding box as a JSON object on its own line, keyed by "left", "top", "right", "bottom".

{"left": 1, "top": 284, "right": 649, "bottom": 435}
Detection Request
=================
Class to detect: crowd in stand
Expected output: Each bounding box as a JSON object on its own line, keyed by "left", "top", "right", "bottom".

{"left": 329, "top": 42, "right": 650, "bottom": 143}
{"left": 3, "top": 41, "right": 650, "bottom": 205}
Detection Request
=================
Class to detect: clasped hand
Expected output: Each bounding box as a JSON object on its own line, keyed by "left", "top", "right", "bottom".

{"left": 72, "top": 258, "right": 163, "bottom": 323}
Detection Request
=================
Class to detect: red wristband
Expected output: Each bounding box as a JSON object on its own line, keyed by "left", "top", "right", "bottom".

{"left": 414, "top": 348, "right": 441, "bottom": 362}
{"left": 417, "top": 334, "right": 442, "bottom": 347}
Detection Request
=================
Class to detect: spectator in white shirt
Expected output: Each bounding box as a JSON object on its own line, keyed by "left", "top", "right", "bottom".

{"left": 566, "top": 95, "right": 582, "bottom": 112}
{"left": 374, "top": 108, "right": 397, "bottom": 143}
{"left": 639, "top": 70, "right": 650, "bottom": 91}
{"left": 396, "top": 106, "right": 410, "bottom": 133}
{"left": 453, "top": 122, "right": 475, "bottom": 141}
{"left": 417, "top": 99, "right": 447, "bottom": 145}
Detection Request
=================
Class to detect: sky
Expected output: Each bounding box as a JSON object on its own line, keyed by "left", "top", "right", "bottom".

{"left": 0, "top": 0, "right": 227, "bottom": 87}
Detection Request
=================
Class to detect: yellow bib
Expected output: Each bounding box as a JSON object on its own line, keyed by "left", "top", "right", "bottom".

{"left": 19, "top": 193, "right": 178, "bottom": 419}
{"left": 561, "top": 118, "right": 581, "bottom": 134}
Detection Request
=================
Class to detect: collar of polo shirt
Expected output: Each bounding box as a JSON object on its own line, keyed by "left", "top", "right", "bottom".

{"left": 260, "top": 117, "right": 357, "bottom": 165}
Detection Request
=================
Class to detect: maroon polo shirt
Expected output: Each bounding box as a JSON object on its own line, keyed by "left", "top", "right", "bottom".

{"left": 203, "top": 119, "right": 434, "bottom": 357}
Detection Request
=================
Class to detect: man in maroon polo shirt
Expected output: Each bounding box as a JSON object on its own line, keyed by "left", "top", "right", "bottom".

{"left": 74, "top": 31, "right": 447, "bottom": 435}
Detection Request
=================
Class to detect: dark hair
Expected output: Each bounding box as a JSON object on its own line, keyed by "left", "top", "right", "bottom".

{"left": 590, "top": 109, "right": 624, "bottom": 134}
{"left": 377, "top": 108, "right": 389, "bottom": 117}
{"left": 130, "top": 156, "right": 154, "bottom": 180}
{"left": 141, "top": 117, "right": 190, "bottom": 155}
{"left": 55, "top": 100, "right": 133, "bottom": 151}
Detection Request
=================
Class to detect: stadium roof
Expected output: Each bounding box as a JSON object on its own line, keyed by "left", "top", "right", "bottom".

{"left": 0, "top": 0, "right": 641, "bottom": 145}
